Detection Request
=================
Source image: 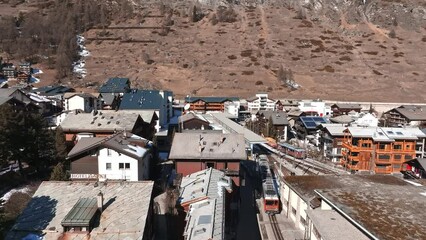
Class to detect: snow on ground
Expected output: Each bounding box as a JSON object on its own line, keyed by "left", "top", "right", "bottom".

{"left": 73, "top": 34, "right": 90, "bottom": 79}
{"left": 30, "top": 76, "right": 40, "bottom": 83}
{"left": 1, "top": 186, "right": 31, "bottom": 203}
{"left": 32, "top": 69, "right": 43, "bottom": 75}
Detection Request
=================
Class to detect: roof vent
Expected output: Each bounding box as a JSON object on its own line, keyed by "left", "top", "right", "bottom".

{"left": 98, "top": 123, "right": 101, "bottom": 126}
{"left": 116, "top": 121, "right": 120, "bottom": 124}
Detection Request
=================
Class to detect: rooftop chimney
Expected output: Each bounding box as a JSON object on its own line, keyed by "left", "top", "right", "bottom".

{"left": 97, "top": 191, "right": 104, "bottom": 213}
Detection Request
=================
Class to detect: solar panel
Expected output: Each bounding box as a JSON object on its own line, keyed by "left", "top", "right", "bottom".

{"left": 305, "top": 122, "right": 317, "bottom": 128}
{"left": 313, "top": 117, "right": 327, "bottom": 123}
{"left": 396, "top": 132, "right": 403, "bottom": 135}
{"left": 386, "top": 131, "right": 394, "bottom": 135}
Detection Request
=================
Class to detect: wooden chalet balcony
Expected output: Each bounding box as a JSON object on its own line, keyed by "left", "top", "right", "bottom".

{"left": 375, "top": 158, "right": 391, "bottom": 164}
{"left": 347, "top": 155, "right": 360, "bottom": 162}
{"left": 342, "top": 142, "right": 359, "bottom": 151}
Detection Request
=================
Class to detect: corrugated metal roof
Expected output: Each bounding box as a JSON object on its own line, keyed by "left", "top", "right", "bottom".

{"left": 61, "top": 198, "right": 98, "bottom": 226}
{"left": 98, "top": 77, "right": 130, "bottom": 93}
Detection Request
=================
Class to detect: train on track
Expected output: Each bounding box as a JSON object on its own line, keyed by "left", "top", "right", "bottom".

{"left": 257, "top": 154, "right": 281, "bottom": 215}
{"left": 277, "top": 142, "right": 306, "bottom": 159}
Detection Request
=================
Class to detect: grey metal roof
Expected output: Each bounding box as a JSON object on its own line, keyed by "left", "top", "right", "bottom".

{"left": 61, "top": 198, "right": 98, "bottom": 226}
{"left": 7, "top": 181, "right": 154, "bottom": 240}
{"left": 119, "top": 89, "right": 172, "bottom": 110}
{"left": 180, "top": 168, "right": 231, "bottom": 240}
{"left": 31, "top": 85, "right": 73, "bottom": 96}
{"left": 257, "top": 110, "right": 289, "bottom": 125}
{"left": 169, "top": 132, "right": 247, "bottom": 160}
{"left": 98, "top": 77, "right": 130, "bottom": 93}
{"left": 100, "top": 93, "right": 118, "bottom": 105}
{"left": 210, "top": 112, "right": 266, "bottom": 144}
{"left": 331, "top": 103, "right": 362, "bottom": 109}
{"left": 394, "top": 105, "right": 426, "bottom": 121}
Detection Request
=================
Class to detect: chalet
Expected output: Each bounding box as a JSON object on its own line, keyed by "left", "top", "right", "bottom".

{"left": 31, "top": 85, "right": 74, "bottom": 107}
{"left": 282, "top": 175, "right": 426, "bottom": 240}
{"left": 178, "top": 112, "right": 211, "bottom": 132}
{"left": 246, "top": 93, "right": 275, "bottom": 113}
{"left": 341, "top": 127, "right": 426, "bottom": 173}
{"left": 16, "top": 72, "right": 30, "bottom": 83}
{"left": 7, "top": 181, "right": 154, "bottom": 239}
{"left": 28, "top": 92, "right": 56, "bottom": 115}
{"left": 64, "top": 92, "right": 101, "bottom": 113}
{"left": 99, "top": 92, "right": 120, "bottom": 110}
{"left": 319, "top": 125, "right": 346, "bottom": 163}
{"left": 294, "top": 116, "right": 328, "bottom": 144}
{"left": 98, "top": 77, "right": 131, "bottom": 94}
{"left": 0, "top": 88, "right": 31, "bottom": 104}
{"left": 0, "top": 88, "right": 40, "bottom": 112}
{"left": 331, "top": 103, "right": 362, "bottom": 117}
{"left": 184, "top": 96, "right": 240, "bottom": 116}
{"left": 382, "top": 105, "right": 426, "bottom": 127}
{"left": 59, "top": 110, "right": 158, "bottom": 143}
{"left": 119, "top": 89, "right": 173, "bottom": 129}
{"left": 169, "top": 132, "right": 247, "bottom": 185}
{"left": 67, "top": 131, "right": 153, "bottom": 181}
{"left": 256, "top": 110, "right": 289, "bottom": 141}
{"left": 178, "top": 168, "right": 232, "bottom": 240}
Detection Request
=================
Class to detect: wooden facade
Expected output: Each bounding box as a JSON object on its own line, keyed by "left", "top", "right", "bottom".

{"left": 341, "top": 130, "right": 416, "bottom": 174}
{"left": 188, "top": 99, "right": 226, "bottom": 112}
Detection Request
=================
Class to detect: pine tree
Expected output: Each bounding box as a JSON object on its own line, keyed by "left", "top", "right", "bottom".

{"left": 55, "top": 127, "right": 68, "bottom": 164}
{"left": 50, "top": 163, "right": 68, "bottom": 181}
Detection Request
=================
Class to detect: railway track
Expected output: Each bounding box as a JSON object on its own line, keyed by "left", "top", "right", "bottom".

{"left": 269, "top": 214, "right": 284, "bottom": 240}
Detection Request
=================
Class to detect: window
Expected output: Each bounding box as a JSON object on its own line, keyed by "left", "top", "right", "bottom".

{"left": 291, "top": 207, "right": 297, "bottom": 215}
{"left": 206, "top": 162, "right": 215, "bottom": 169}
{"left": 406, "top": 145, "right": 411, "bottom": 150}
{"left": 361, "top": 143, "right": 371, "bottom": 148}
{"left": 405, "top": 155, "right": 413, "bottom": 160}
{"left": 119, "top": 163, "right": 124, "bottom": 169}
{"left": 300, "top": 216, "right": 306, "bottom": 226}
{"left": 393, "top": 164, "right": 401, "bottom": 170}
{"left": 125, "top": 163, "right": 130, "bottom": 169}
{"left": 379, "top": 144, "right": 386, "bottom": 150}
{"left": 378, "top": 155, "right": 390, "bottom": 160}
{"left": 394, "top": 155, "right": 401, "bottom": 160}
{"left": 106, "top": 163, "right": 111, "bottom": 170}
{"left": 107, "top": 149, "right": 112, "bottom": 156}
{"left": 393, "top": 145, "right": 402, "bottom": 150}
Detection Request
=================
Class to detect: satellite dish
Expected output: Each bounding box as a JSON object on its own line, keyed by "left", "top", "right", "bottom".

{"left": 184, "top": 103, "right": 190, "bottom": 111}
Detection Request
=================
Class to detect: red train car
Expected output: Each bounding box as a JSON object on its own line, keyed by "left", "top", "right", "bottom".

{"left": 278, "top": 142, "right": 306, "bottom": 159}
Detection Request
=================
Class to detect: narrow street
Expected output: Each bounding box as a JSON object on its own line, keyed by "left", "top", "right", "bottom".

{"left": 236, "top": 164, "right": 261, "bottom": 240}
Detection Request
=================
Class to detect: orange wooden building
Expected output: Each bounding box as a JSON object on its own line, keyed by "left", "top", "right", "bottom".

{"left": 341, "top": 127, "right": 420, "bottom": 174}
{"left": 184, "top": 97, "right": 239, "bottom": 113}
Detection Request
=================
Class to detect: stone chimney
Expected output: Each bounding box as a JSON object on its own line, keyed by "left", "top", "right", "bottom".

{"left": 97, "top": 191, "right": 104, "bottom": 213}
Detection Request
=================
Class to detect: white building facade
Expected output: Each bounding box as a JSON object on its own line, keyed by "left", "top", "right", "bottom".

{"left": 247, "top": 93, "right": 276, "bottom": 113}
{"left": 298, "top": 100, "right": 332, "bottom": 117}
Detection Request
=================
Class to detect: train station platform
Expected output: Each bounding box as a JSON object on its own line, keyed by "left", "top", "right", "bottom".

{"left": 256, "top": 199, "right": 304, "bottom": 240}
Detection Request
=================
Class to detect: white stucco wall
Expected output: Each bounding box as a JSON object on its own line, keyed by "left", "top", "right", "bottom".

{"left": 98, "top": 148, "right": 140, "bottom": 181}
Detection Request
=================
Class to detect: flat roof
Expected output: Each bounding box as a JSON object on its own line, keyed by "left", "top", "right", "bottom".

{"left": 317, "top": 183, "right": 426, "bottom": 240}
{"left": 7, "top": 181, "right": 154, "bottom": 239}
{"left": 284, "top": 174, "right": 426, "bottom": 240}
{"left": 306, "top": 209, "right": 369, "bottom": 240}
